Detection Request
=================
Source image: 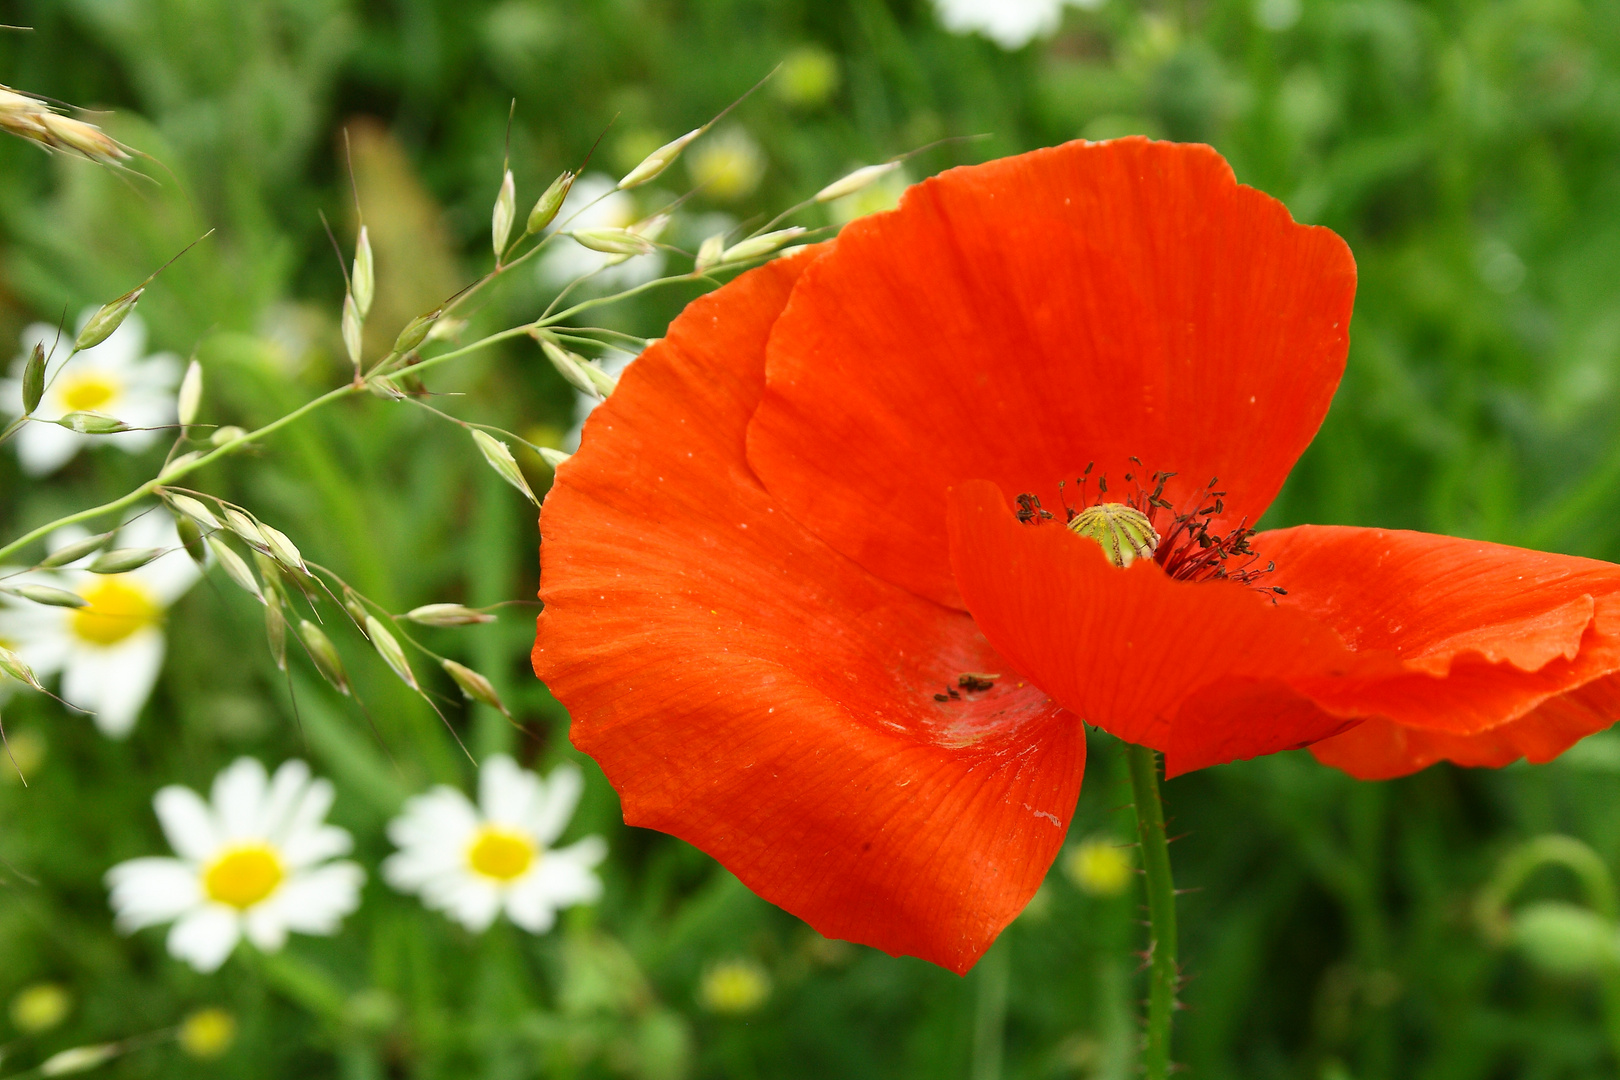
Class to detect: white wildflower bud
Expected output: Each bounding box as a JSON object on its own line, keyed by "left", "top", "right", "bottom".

{"left": 166, "top": 494, "right": 221, "bottom": 531}
{"left": 492, "top": 169, "right": 516, "bottom": 258}
{"left": 569, "top": 228, "right": 657, "bottom": 256}
{"left": 471, "top": 429, "right": 539, "bottom": 506}
{"left": 38, "top": 531, "right": 113, "bottom": 568}
{"left": 158, "top": 451, "right": 205, "bottom": 482}
{"left": 619, "top": 127, "right": 702, "bottom": 189}
{"left": 75, "top": 288, "right": 143, "bottom": 350}
{"left": 205, "top": 536, "right": 264, "bottom": 604}
{"left": 364, "top": 615, "right": 418, "bottom": 690}
{"left": 88, "top": 548, "right": 163, "bottom": 574}
{"left": 21, "top": 342, "right": 44, "bottom": 415}
{"left": 538, "top": 447, "right": 571, "bottom": 469}
{"left": 527, "top": 170, "right": 574, "bottom": 235}
{"left": 210, "top": 425, "right": 247, "bottom": 446}
{"left": 8, "top": 584, "right": 89, "bottom": 609}
{"left": 352, "top": 226, "right": 374, "bottom": 319}
{"left": 56, "top": 411, "right": 129, "bottom": 434}
{"left": 720, "top": 227, "right": 808, "bottom": 265}
{"left": 341, "top": 292, "right": 362, "bottom": 369}
{"left": 442, "top": 659, "right": 510, "bottom": 716}
{"left": 538, "top": 338, "right": 605, "bottom": 399}
{"left": 393, "top": 309, "right": 440, "bottom": 355}
{"left": 258, "top": 523, "right": 304, "bottom": 572}
{"left": 815, "top": 161, "right": 901, "bottom": 203}
{"left": 40, "top": 1044, "right": 117, "bottom": 1076}
{"left": 177, "top": 359, "right": 203, "bottom": 427}
{"left": 0, "top": 644, "right": 46, "bottom": 692}
{"left": 695, "top": 233, "right": 727, "bottom": 273}
{"left": 223, "top": 509, "right": 268, "bottom": 550}
{"left": 405, "top": 603, "right": 495, "bottom": 627}
{"left": 297, "top": 620, "right": 350, "bottom": 696}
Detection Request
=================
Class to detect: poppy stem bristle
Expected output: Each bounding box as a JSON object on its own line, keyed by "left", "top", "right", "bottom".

{"left": 1126, "top": 742, "right": 1178, "bottom": 1080}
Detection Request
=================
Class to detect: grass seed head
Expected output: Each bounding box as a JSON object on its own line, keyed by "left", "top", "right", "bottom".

{"left": 619, "top": 127, "right": 702, "bottom": 189}
{"left": 40, "top": 1044, "right": 118, "bottom": 1077}
{"left": 223, "top": 508, "right": 268, "bottom": 550}
{"left": 205, "top": 535, "right": 264, "bottom": 604}
{"left": 264, "top": 592, "right": 288, "bottom": 671}
{"left": 471, "top": 429, "right": 539, "bottom": 505}
{"left": 492, "top": 168, "right": 516, "bottom": 258}
{"left": 167, "top": 494, "right": 221, "bottom": 531}
{"left": 393, "top": 308, "right": 440, "bottom": 355}
{"left": 88, "top": 547, "right": 163, "bottom": 574}
{"left": 0, "top": 644, "right": 45, "bottom": 692}
{"left": 55, "top": 411, "right": 129, "bottom": 434}
{"left": 405, "top": 603, "right": 495, "bottom": 627}
{"left": 527, "top": 170, "right": 575, "bottom": 235}
{"left": 442, "top": 659, "right": 509, "bottom": 716}
{"left": 257, "top": 523, "right": 304, "bottom": 572}
{"left": 569, "top": 227, "right": 657, "bottom": 256}
{"left": 210, "top": 425, "right": 247, "bottom": 446}
{"left": 175, "top": 515, "right": 207, "bottom": 565}
{"left": 9, "top": 584, "right": 90, "bottom": 609}
{"left": 341, "top": 292, "right": 362, "bottom": 369}
{"left": 75, "top": 288, "right": 143, "bottom": 350}
{"left": 38, "top": 531, "right": 113, "bottom": 568}
{"left": 538, "top": 338, "right": 605, "bottom": 399}
{"left": 297, "top": 619, "right": 350, "bottom": 695}
{"left": 721, "top": 227, "right": 807, "bottom": 265}
{"left": 158, "top": 450, "right": 205, "bottom": 482}
{"left": 364, "top": 615, "right": 418, "bottom": 689}
{"left": 352, "top": 226, "right": 374, "bottom": 318}
{"left": 696, "top": 233, "right": 726, "bottom": 273}
{"left": 177, "top": 359, "right": 203, "bottom": 427}
{"left": 814, "top": 161, "right": 901, "bottom": 204}
{"left": 538, "top": 447, "right": 571, "bottom": 469}
{"left": 21, "top": 342, "right": 44, "bottom": 414}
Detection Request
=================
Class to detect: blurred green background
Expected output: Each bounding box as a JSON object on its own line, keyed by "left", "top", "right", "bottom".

{"left": 4, "top": 0, "right": 1620, "bottom": 1077}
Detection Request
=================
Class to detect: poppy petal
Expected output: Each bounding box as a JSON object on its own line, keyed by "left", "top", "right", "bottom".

{"left": 944, "top": 480, "right": 1390, "bottom": 776}
{"left": 534, "top": 255, "right": 1084, "bottom": 973}
{"left": 1253, "top": 525, "right": 1620, "bottom": 772}
{"left": 749, "top": 137, "right": 1356, "bottom": 609}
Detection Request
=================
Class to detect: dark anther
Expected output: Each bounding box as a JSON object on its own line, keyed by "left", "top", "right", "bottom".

{"left": 933, "top": 693, "right": 949, "bottom": 702}
{"left": 957, "top": 673, "right": 999, "bottom": 692}
{"left": 1015, "top": 493, "right": 1055, "bottom": 524}
{"left": 1271, "top": 586, "right": 1288, "bottom": 595}
{"left": 947, "top": 687, "right": 961, "bottom": 699}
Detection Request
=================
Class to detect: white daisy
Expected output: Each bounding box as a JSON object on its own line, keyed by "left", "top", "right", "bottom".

{"left": 932, "top": 0, "right": 1096, "bottom": 49}
{"left": 0, "top": 313, "right": 180, "bottom": 476}
{"left": 535, "top": 173, "right": 666, "bottom": 292}
{"left": 383, "top": 756, "right": 606, "bottom": 934}
{"left": 0, "top": 513, "right": 200, "bottom": 737}
{"left": 105, "top": 757, "right": 364, "bottom": 973}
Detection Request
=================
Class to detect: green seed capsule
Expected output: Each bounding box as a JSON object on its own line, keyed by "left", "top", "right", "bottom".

{"left": 74, "top": 288, "right": 143, "bottom": 350}
{"left": 1068, "top": 502, "right": 1160, "bottom": 568}
{"left": 526, "top": 170, "right": 574, "bottom": 235}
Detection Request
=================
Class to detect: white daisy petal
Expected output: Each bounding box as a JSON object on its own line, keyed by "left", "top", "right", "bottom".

{"left": 278, "top": 775, "right": 336, "bottom": 846}
{"left": 167, "top": 905, "right": 242, "bottom": 973}
{"left": 388, "top": 787, "right": 479, "bottom": 850}
{"left": 502, "top": 882, "right": 558, "bottom": 934}
{"left": 105, "top": 857, "right": 202, "bottom": 931}
{"left": 530, "top": 762, "right": 585, "bottom": 846}
{"left": 438, "top": 876, "right": 503, "bottom": 932}
{"left": 479, "top": 754, "right": 540, "bottom": 828}
{"left": 212, "top": 757, "right": 270, "bottom": 839}
{"left": 242, "top": 903, "right": 289, "bottom": 952}
{"left": 269, "top": 862, "right": 364, "bottom": 935}
{"left": 61, "top": 627, "right": 166, "bottom": 738}
{"left": 153, "top": 786, "right": 221, "bottom": 861}
{"left": 281, "top": 824, "right": 353, "bottom": 869}
{"left": 259, "top": 759, "right": 313, "bottom": 839}
{"left": 15, "top": 422, "right": 85, "bottom": 476}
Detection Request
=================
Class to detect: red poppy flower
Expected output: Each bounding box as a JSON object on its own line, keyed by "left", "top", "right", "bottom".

{"left": 533, "top": 138, "right": 1620, "bottom": 973}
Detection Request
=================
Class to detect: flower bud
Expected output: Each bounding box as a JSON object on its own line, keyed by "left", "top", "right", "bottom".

{"left": 342, "top": 292, "right": 362, "bottom": 369}
{"left": 721, "top": 227, "right": 808, "bottom": 265}
{"left": 527, "top": 170, "right": 575, "bottom": 234}
{"left": 75, "top": 288, "right": 143, "bottom": 350}
{"left": 88, "top": 547, "right": 163, "bottom": 574}
{"left": 471, "top": 429, "right": 539, "bottom": 506}
{"left": 177, "top": 359, "right": 203, "bottom": 426}
{"left": 538, "top": 447, "right": 571, "bottom": 469}
{"left": 393, "top": 309, "right": 440, "bottom": 355}
{"left": 619, "top": 127, "right": 702, "bottom": 189}
{"left": 352, "top": 226, "right": 374, "bottom": 319}
{"left": 1068, "top": 502, "right": 1160, "bottom": 568}
{"left": 9, "top": 584, "right": 89, "bottom": 609}
{"left": 405, "top": 603, "right": 495, "bottom": 627}
{"left": 38, "top": 531, "right": 113, "bottom": 568}
{"left": 210, "top": 425, "right": 247, "bottom": 446}
{"left": 56, "top": 411, "right": 129, "bottom": 434}
{"left": 364, "top": 615, "right": 418, "bottom": 690}
{"left": 814, "top": 161, "right": 900, "bottom": 203}
{"left": 1510, "top": 902, "right": 1620, "bottom": 977}
{"left": 569, "top": 228, "right": 657, "bottom": 256}
{"left": 297, "top": 619, "right": 350, "bottom": 696}
{"left": 167, "top": 494, "right": 221, "bottom": 531}
{"left": 695, "top": 233, "right": 726, "bottom": 273}
{"left": 0, "top": 644, "right": 46, "bottom": 692}
{"left": 492, "top": 169, "right": 516, "bottom": 258}
{"left": 205, "top": 536, "right": 263, "bottom": 604}
{"left": 41, "top": 1044, "right": 117, "bottom": 1076}
{"left": 176, "top": 515, "right": 207, "bottom": 565}
{"left": 21, "top": 342, "right": 44, "bottom": 415}
{"left": 442, "top": 659, "right": 510, "bottom": 716}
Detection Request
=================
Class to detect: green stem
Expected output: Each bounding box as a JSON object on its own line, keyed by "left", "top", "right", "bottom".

{"left": 1126, "top": 742, "right": 1177, "bottom": 1080}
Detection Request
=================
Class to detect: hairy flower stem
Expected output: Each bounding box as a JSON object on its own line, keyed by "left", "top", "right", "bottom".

{"left": 1126, "top": 742, "right": 1177, "bottom": 1080}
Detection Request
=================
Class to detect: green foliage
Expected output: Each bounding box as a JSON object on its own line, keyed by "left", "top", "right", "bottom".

{"left": 4, "top": 0, "right": 1620, "bottom": 1078}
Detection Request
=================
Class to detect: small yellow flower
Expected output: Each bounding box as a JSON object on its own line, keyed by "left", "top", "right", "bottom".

{"left": 688, "top": 128, "right": 766, "bottom": 203}
{"left": 177, "top": 1008, "right": 237, "bottom": 1059}
{"left": 699, "top": 958, "right": 771, "bottom": 1015}
{"left": 9, "top": 983, "right": 71, "bottom": 1034}
{"left": 1062, "top": 836, "right": 1133, "bottom": 897}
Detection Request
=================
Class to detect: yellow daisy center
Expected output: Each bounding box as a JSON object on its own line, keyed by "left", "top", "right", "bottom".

{"left": 70, "top": 576, "right": 160, "bottom": 647}
{"left": 466, "top": 826, "right": 537, "bottom": 882}
{"left": 58, "top": 372, "right": 119, "bottom": 412}
{"left": 202, "top": 844, "right": 284, "bottom": 909}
